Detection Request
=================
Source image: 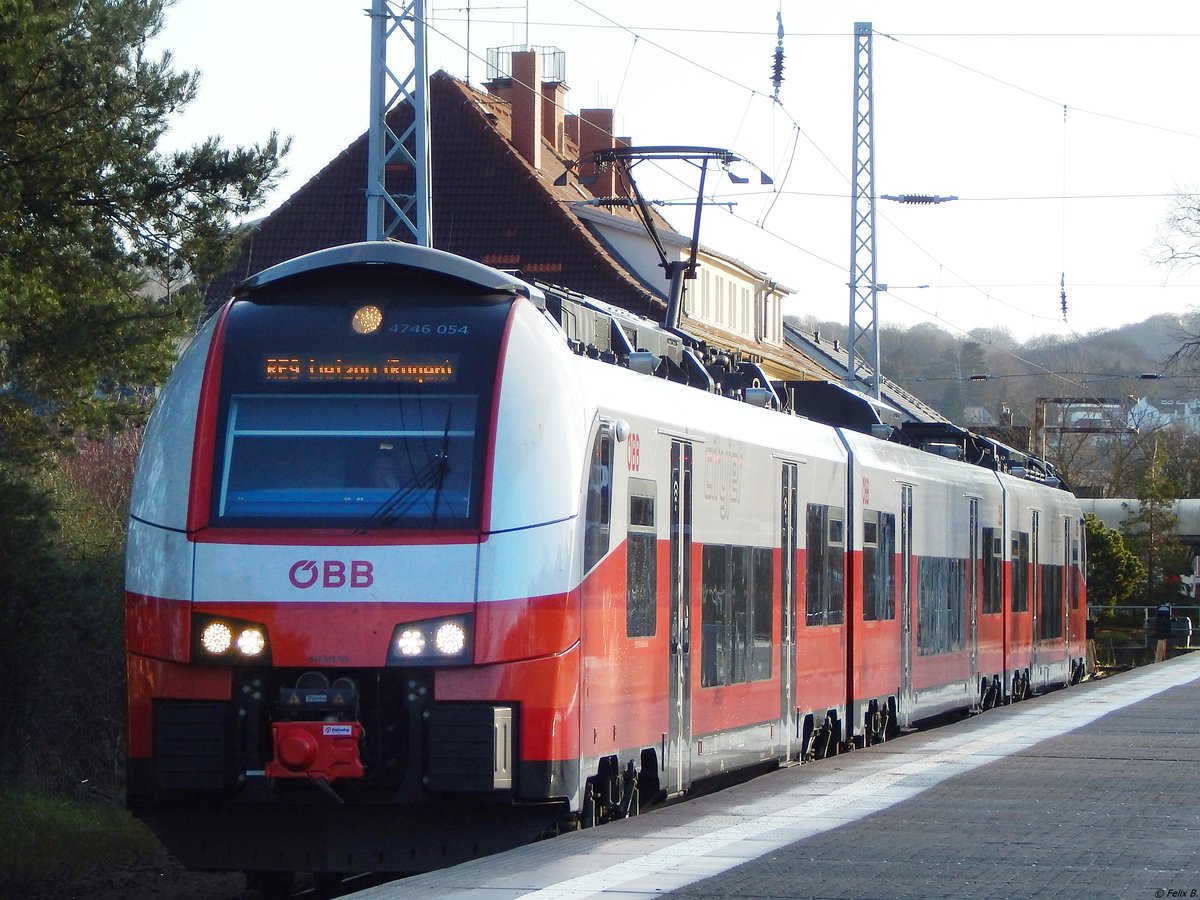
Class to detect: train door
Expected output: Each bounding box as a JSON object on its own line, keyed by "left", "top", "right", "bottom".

{"left": 780, "top": 461, "right": 800, "bottom": 759}
{"left": 1069, "top": 517, "right": 1083, "bottom": 652}
{"left": 899, "top": 484, "right": 914, "bottom": 723}
{"left": 1030, "top": 510, "right": 1041, "bottom": 675}
{"left": 969, "top": 498, "right": 980, "bottom": 687}
{"left": 1062, "top": 517, "right": 1072, "bottom": 657}
{"left": 666, "top": 439, "right": 693, "bottom": 794}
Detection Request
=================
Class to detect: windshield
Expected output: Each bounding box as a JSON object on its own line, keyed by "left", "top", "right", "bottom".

{"left": 207, "top": 272, "right": 511, "bottom": 530}
{"left": 217, "top": 393, "right": 477, "bottom": 526}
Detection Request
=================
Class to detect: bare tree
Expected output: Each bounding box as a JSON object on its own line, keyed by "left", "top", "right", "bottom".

{"left": 1155, "top": 191, "right": 1200, "bottom": 369}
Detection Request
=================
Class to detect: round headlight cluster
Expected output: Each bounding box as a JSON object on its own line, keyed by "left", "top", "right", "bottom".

{"left": 200, "top": 621, "right": 267, "bottom": 659}
{"left": 388, "top": 616, "right": 471, "bottom": 665}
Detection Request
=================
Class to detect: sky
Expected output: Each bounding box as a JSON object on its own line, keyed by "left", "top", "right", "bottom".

{"left": 151, "top": 1, "right": 1200, "bottom": 342}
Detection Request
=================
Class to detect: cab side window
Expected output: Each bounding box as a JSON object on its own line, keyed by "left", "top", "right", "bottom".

{"left": 584, "top": 428, "right": 613, "bottom": 572}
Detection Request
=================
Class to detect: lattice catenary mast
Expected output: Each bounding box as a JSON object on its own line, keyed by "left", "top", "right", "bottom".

{"left": 366, "top": 0, "right": 431, "bottom": 245}
{"left": 848, "top": 21, "right": 880, "bottom": 399}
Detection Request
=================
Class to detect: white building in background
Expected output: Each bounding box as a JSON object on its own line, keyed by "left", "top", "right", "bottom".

{"left": 1150, "top": 397, "right": 1200, "bottom": 433}
{"left": 572, "top": 204, "right": 789, "bottom": 350}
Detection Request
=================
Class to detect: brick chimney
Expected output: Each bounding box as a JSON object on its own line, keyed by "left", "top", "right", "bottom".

{"left": 579, "top": 108, "right": 615, "bottom": 197}
{"left": 509, "top": 50, "right": 542, "bottom": 170}
{"left": 541, "top": 81, "right": 567, "bottom": 154}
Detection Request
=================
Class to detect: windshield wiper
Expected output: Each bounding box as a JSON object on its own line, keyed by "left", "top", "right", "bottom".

{"left": 355, "top": 407, "right": 453, "bottom": 534}
{"left": 427, "top": 406, "right": 453, "bottom": 523}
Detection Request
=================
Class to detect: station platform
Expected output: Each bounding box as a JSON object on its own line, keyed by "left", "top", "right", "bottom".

{"left": 352, "top": 654, "right": 1200, "bottom": 899}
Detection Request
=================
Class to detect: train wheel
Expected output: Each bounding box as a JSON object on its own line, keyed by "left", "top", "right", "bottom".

{"left": 801, "top": 717, "right": 816, "bottom": 762}
{"left": 809, "top": 713, "right": 839, "bottom": 759}
{"left": 981, "top": 677, "right": 1000, "bottom": 711}
{"left": 1008, "top": 670, "right": 1025, "bottom": 704}
{"left": 313, "top": 872, "right": 345, "bottom": 893}
{"left": 580, "top": 780, "right": 598, "bottom": 828}
{"left": 868, "top": 705, "right": 888, "bottom": 748}
{"left": 245, "top": 869, "right": 294, "bottom": 899}
{"left": 637, "top": 748, "right": 664, "bottom": 806}
{"left": 1014, "top": 671, "right": 1031, "bottom": 701}
{"left": 618, "top": 759, "right": 640, "bottom": 818}
{"left": 866, "top": 700, "right": 892, "bottom": 745}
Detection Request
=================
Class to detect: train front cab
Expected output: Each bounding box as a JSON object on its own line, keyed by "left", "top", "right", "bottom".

{"left": 125, "top": 244, "right": 597, "bottom": 874}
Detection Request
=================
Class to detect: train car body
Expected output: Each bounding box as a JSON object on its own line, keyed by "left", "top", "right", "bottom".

{"left": 125, "top": 242, "right": 1087, "bottom": 877}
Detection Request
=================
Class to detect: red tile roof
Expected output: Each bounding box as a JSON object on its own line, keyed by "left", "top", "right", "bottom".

{"left": 203, "top": 70, "right": 666, "bottom": 317}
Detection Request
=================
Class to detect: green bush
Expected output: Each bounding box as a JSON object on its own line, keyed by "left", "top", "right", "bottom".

{"left": 0, "top": 432, "right": 138, "bottom": 792}
{"left": 0, "top": 788, "right": 156, "bottom": 883}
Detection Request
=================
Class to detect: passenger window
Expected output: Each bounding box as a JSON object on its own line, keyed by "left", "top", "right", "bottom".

{"left": 702, "top": 544, "right": 773, "bottom": 685}
{"left": 982, "top": 527, "right": 1003, "bottom": 614}
{"left": 862, "top": 510, "right": 896, "bottom": 621}
{"left": 626, "top": 480, "right": 656, "bottom": 637}
{"left": 917, "top": 556, "right": 966, "bottom": 655}
{"left": 806, "top": 504, "right": 845, "bottom": 626}
{"left": 1011, "top": 531, "right": 1030, "bottom": 613}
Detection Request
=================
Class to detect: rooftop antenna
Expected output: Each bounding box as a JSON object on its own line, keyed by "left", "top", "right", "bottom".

{"left": 366, "top": 0, "right": 432, "bottom": 245}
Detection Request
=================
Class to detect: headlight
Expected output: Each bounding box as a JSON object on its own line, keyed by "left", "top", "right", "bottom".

{"left": 192, "top": 614, "right": 272, "bottom": 665}
{"left": 396, "top": 628, "right": 427, "bottom": 657}
{"left": 387, "top": 615, "right": 472, "bottom": 666}
{"left": 236, "top": 627, "right": 267, "bottom": 657}
{"left": 200, "top": 622, "right": 233, "bottom": 654}
{"left": 433, "top": 622, "right": 467, "bottom": 656}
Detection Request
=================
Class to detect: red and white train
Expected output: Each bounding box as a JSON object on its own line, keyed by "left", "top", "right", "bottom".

{"left": 125, "top": 242, "right": 1087, "bottom": 881}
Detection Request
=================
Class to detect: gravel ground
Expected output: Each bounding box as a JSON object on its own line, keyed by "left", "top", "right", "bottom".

{"left": 5, "top": 850, "right": 404, "bottom": 900}
{"left": 4, "top": 849, "right": 247, "bottom": 900}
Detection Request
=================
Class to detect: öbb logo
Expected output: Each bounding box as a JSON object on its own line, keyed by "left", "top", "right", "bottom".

{"left": 288, "top": 560, "right": 374, "bottom": 589}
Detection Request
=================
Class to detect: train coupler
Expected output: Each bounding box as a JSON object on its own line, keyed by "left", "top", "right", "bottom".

{"left": 265, "top": 721, "right": 365, "bottom": 782}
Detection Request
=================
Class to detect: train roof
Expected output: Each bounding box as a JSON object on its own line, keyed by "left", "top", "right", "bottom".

{"left": 230, "top": 241, "right": 1072, "bottom": 494}
{"left": 236, "top": 241, "right": 542, "bottom": 301}
{"left": 539, "top": 280, "right": 1072, "bottom": 491}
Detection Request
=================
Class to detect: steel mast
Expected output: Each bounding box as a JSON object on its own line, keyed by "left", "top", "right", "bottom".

{"left": 848, "top": 21, "right": 879, "bottom": 398}
{"left": 366, "top": 0, "right": 431, "bottom": 245}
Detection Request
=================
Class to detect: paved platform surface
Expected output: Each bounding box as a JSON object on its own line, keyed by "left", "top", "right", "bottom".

{"left": 353, "top": 654, "right": 1200, "bottom": 899}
